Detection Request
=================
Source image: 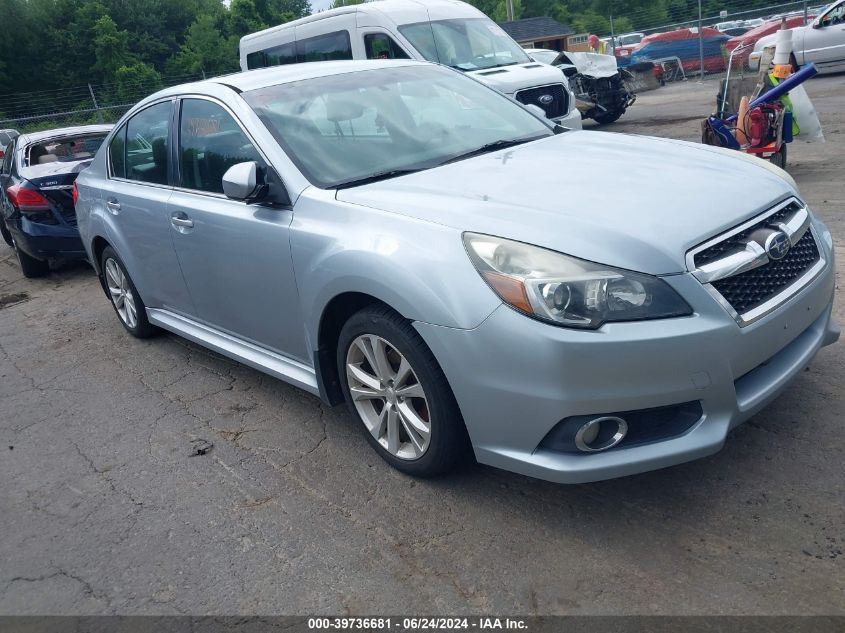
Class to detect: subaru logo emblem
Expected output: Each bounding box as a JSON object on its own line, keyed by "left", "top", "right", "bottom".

{"left": 538, "top": 94, "right": 554, "bottom": 105}
{"left": 765, "top": 231, "right": 791, "bottom": 261}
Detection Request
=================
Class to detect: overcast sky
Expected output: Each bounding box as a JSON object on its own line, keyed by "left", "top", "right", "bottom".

{"left": 311, "top": 0, "right": 334, "bottom": 11}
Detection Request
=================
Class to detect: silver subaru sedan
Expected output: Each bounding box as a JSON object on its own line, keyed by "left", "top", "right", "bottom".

{"left": 75, "top": 60, "right": 839, "bottom": 483}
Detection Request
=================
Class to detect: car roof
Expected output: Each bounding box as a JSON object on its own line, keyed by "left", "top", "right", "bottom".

{"left": 241, "top": 0, "right": 477, "bottom": 45}
{"left": 18, "top": 124, "right": 113, "bottom": 146}
{"left": 151, "top": 59, "right": 432, "bottom": 98}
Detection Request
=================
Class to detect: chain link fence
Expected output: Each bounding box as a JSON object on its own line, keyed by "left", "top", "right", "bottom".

{"left": 0, "top": 72, "right": 209, "bottom": 134}
{"left": 599, "top": 0, "right": 823, "bottom": 83}
{"left": 0, "top": 0, "right": 828, "bottom": 134}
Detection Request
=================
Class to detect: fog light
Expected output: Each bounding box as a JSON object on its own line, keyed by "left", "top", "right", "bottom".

{"left": 574, "top": 416, "right": 628, "bottom": 452}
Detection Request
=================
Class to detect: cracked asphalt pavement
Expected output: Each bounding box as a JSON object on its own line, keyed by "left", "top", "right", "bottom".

{"left": 1, "top": 76, "right": 843, "bottom": 616}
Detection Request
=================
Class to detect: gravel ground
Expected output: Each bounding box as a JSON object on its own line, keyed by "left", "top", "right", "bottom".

{"left": 1, "top": 75, "right": 843, "bottom": 616}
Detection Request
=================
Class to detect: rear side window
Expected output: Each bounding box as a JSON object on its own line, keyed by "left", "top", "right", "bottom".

{"left": 178, "top": 99, "right": 266, "bottom": 194}
{"left": 297, "top": 31, "right": 352, "bottom": 62}
{"left": 364, "top": 33, "right": 410, "bottom": 60}
{"left": 109, "top": 125, "right": 127, "bottom": 179}
{"left": 125, "top": 102, "right": 171, "bottom": 185}
{"left": 247, "top": 40, "right": 297, "bottom": 70}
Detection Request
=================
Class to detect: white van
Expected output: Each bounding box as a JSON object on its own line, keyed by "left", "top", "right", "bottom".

{"left": 239, "top": 0, "right": 582, "bottom": 130}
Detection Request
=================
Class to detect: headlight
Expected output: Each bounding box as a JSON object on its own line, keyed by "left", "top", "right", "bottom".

{"left": 463, "top": 233, "right": 692, "bottom": 330}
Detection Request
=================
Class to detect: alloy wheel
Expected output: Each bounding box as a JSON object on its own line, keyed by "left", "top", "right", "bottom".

{"left": 345, "top": 334, "right": 431, "bottom": 460}
{"left": 104, "top": 258, "right": 138, "bottom": 329}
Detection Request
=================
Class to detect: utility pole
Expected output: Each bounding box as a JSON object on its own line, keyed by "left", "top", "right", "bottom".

{"left": 698, "top": 0, "right": 704, "bottom": 81}
{"left": 610, "top": 14, "right": 616, "bottom": 53}
{"left": 506, "top": 0, "right": 514, "bottom": 22}
{"left": 803, "top": 0, "right": 809, "bottom": 24}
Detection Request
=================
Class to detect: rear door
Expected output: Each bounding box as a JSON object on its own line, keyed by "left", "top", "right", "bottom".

{"left": 97, "top": 100, "right": 195, "bottom": 315}
{"left": 166, "top": 97, "right": 307, "bottom": 361}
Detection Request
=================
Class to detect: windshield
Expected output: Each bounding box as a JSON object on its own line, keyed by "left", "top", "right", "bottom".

{"left": 529, "top": 50, "right": 559, "bottom": 65}
{"left": 398, "top": 18, "right": 531, "bottom": 70}
{"left": 243, "top": 65, "right": 552, "bottom": 189}
{"left": 25, "top": 134, "right": 107, "bottom": 166}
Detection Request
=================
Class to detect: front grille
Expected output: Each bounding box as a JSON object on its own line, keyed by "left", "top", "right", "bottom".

{"left": 695, "top": 201, "right": 801, "bottom": 267}
{"left": 514, "top": 84, "right": 567, "bottom": 119}
{"left": 711, "top": 230, "right": 819, "bottom": 314}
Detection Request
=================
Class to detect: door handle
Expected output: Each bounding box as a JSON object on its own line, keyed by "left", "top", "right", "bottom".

{"left": 170, "top": 214, "right": 194, "bottom": 230}
{"left": 106, "top": 198, "right": 121, "bottom": 213}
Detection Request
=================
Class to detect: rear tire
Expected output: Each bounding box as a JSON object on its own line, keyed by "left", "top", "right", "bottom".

{"left": 770, "top": 144, "right": 787, "bottom": 169}
{"left": 0, "top": 219, "right": 12, "bottom": 247}
{"left": 100, "top": 246, "right": 156, "bottom": 338}
{"left": 337, "top": 304, "right": 468, "bottom": 477}
{"left": 13, "top": 240, "right": 49, "bottom": 278}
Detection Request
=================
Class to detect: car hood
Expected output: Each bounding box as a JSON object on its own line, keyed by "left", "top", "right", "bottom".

{"left": 553, "top": 52, "right": 620, "bottom": 78}
{"left": 755, "top": 26, "right": 807, "bottom": 51}
{"left": 465, "top": 62, "right": 567, "bottom": 95}
{"left": 336, "top": 131, "right": 796, "bottom": 275}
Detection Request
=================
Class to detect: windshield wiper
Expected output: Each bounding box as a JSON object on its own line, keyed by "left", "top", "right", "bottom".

{"left": 333, "top": 168, "right": 424, "bottom": 190}
{"left": 437, "top": 136, "right": 547, "bottom": 167}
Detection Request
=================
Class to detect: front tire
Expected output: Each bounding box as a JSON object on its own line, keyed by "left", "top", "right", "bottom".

{"left": 337, "top": 305, "right": 468, "bottom": 477}
{"left": 100, "top": 246, "right": 156, "bottom": 338}
{"left": 592, "top": 109, "right": 624, "bottom": 125}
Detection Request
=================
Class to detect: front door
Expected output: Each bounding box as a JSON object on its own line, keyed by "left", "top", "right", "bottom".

{"left": 166, "top": 97, "right": 307, "bottom": 362}
{"left": 804, "top": 1, "right": 845, "bottom": 67}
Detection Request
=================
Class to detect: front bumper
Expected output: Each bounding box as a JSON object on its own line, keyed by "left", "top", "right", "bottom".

{"left": 8, "top": 216, "right": 86, "bottom": 261}
{"left": 415, "top": 249, "right": 837, "bottom": 484}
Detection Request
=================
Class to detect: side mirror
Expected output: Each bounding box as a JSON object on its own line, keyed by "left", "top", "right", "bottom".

{"left": 222, "top": 161, "right": 261, "bottom": 201}
{"left": 222, "top": 161, "right": 292, "bottom": 207}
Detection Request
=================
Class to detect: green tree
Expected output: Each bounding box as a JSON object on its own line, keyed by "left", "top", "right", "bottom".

{"left": 92, "top": 15, "right": 135, "bottom": 82}
{"left": 114, "top": 62, "right": 162, "bottom": 103}
{"left": 170, "top": 14, "right": 239, "bottom": 76}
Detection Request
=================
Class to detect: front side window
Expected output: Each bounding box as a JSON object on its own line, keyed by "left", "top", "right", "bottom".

{"left": 398, "top": 18, "right": 530, "bottom": 71}
{"left": 821, "top": 2, "right": 844, "bottom": 26}
{"left": 244, "top": 65, "right": 552, "bottom": 189}
{"left": 109, "top": 124, "right": 127, "bottom": 179}
{"left": 297, "top": 30, "right": 352, "bottom": 62}
{"left": 364, "top": 33, "right": 410, "bottom": 60}
{"left": 179, "top": 99, "right": 265, "bottom": 194}
{"left": 125, "top": 101, "right": 171, "bottom": 185}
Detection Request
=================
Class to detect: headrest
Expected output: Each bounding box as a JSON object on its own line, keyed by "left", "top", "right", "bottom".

{"left": 325, "top": 97, "right": 365, "bottom": 123}
{"left": 38, "top": 154, "right": 58, "bottom": 164}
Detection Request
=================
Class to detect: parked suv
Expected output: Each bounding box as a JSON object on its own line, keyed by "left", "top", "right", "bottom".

{"left": 239, "top": 0, "right": 582, "bottom": 130}
{"left": 0, "top": 125, "right": 111, "bottom": 277}
{"left": 76, "top": 61, "right": 838, "bottom": 483}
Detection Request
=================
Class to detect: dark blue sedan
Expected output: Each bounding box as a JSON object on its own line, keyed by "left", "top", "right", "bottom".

{"left": 0, "top": 124, "right": 111, "bottom": 277}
